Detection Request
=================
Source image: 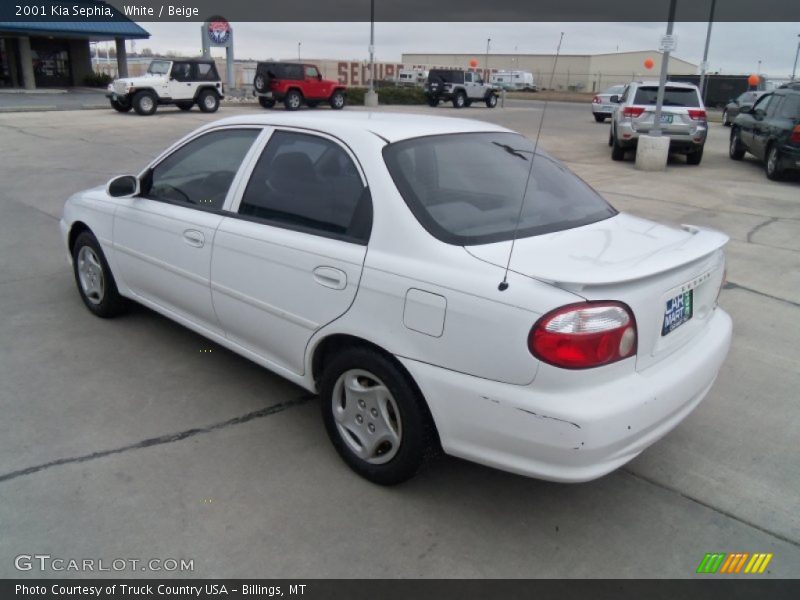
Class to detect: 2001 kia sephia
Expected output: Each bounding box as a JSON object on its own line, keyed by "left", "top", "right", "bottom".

{"left": 60, "top": 112, "right": 732, "bottom": 485}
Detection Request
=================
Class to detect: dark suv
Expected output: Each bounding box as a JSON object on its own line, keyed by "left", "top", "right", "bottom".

{"left": 729, "top": 83, "right": 800, "bottom": 180}
{"left": 253, "top": 62, "right": 347, "bottom": 111}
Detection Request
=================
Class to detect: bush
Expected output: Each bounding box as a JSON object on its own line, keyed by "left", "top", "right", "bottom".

{"left": 83, "top": 72, "right": 114, "bottom": 87}
{"left": 347, "top": 86, "right": 427, "bottom": 106}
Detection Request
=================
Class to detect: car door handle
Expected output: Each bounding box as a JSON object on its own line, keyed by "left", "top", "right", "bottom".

{"left": 313, "top": 266, "right": 347, "bottom": 290}
{"left": 182, "top": 229, "right": 205, "bottom": 248}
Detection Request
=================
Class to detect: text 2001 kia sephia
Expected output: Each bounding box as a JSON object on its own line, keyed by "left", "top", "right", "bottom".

{"left": 61, "top": 113, "right": 732, "bottom": 485}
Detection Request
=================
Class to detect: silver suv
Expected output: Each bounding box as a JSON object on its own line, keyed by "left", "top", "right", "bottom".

{"left": 609, "top": 80, "right": 708, "bottom": 165}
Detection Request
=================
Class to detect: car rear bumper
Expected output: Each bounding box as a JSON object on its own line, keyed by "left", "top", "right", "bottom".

{"left": 616, "top": 122, "right": 707, "bottom": 151}
{"left": 400, "top": 307, "right": 732, "bottom": 482}
{"left": 591, "top": 104, "right": 615, "bottom": 116}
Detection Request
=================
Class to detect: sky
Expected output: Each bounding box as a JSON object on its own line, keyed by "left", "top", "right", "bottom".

{"left": 127, "top": 22, "right": 800, "bottom": 78}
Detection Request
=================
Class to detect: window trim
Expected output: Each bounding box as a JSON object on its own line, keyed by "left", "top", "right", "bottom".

{"left": 226, "top": 126, "right": 372, "bottom": 246}
{"left": 136, "top": 125, "right": 266, "bottom": 213}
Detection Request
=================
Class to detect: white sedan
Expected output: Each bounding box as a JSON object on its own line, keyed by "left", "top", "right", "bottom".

{"left": 60, "top": 112, "right": 732, "bottom": 485}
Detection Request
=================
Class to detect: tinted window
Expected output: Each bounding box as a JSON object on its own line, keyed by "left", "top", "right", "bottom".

{"left": 778, "top": 94, "right": 800, "bottom": 118}
{"left": 144, "top": 129, "right": 259, "bottom": 209}
{"left": 429, "top": 70, "right": 463, "bottom": 84}
{"left": 239, "top": 131, "right": 370, "bottom": 243}
{"left": 633, "top": 86, "right": 700, "bottom": 107}
{"left": 752, "top": 94, "right": 772, "bottom": 112}
{"left": 383, "top": 133, "right": 616, "bottom": 246}
{"left": 195, "top": 62, "right": 218, "bottom": 81}
{"left": 171, "top": 62, "right": 192, "bottom": 81}
{"left": 604, "top": 85, "right": 625, "bottom": 95}
{"left": 766, "top": 96, "right": 783, "bottom": 118}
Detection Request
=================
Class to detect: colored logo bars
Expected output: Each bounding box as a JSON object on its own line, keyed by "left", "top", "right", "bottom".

{"left": 696, "top": 552, "right": 773, "bottom": 574}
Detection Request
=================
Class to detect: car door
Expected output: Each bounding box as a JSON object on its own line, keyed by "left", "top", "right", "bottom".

{"left": 112, "top": 127, "right": 263, "bottom": 334}
{"left": 753, "top": 94, "right": 784, "bottom": 159}
{"left": 169, "top": 61, "right": 194, "bottom": 100}
{"left": 304, "top": 65, "right": 324, "bottom": 99}
{"left": 210, "top": 128, "right": 372, "bottom": 375}
{"left": 741, "top": 93, "right": 772, "bottom": 154}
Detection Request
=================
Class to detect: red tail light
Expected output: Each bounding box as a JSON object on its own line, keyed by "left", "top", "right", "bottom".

{"left": 790, "top": 125, "right": 800, "bottom": 143}
{"left": 688, "top": 109, "right": 707, "bottom": 121}
{"left": 529, "top": 302, "right": 637, "bottom": 369}
{"left": 592, "top": 96, "right": 601, "bottom": 104}
{"left": 622, "top": 106, "right": 645, "bottom": 118}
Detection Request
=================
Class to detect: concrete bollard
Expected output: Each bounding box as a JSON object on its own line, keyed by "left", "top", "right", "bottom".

{"left": 364, "top": 90, "right": 379, "bottom": 107}
{"left": 635, "top": 135, "right": 670, "bottom": 171}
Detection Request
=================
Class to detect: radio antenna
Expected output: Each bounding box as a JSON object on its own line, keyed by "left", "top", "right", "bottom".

{"left": 498, "top": 31, "right": 564, "bottom": 292}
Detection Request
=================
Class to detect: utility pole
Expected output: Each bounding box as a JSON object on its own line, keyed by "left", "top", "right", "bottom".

{"left": 365, "top": 0, "right": 378, "bottom": 106}
{"left": 297, "top": 42, "right": 301, "bottom": 61}
{"left": 698, "top": 0, "right": 716, "bottom": 102}
{"left": 485, "top": 38, "right": 491, "bottom": 81}
{"left": 652, "top": 0, "right": 677, "bottom": 138}
{"left": 793, "top": 34, "right": 800, "bottom": 80}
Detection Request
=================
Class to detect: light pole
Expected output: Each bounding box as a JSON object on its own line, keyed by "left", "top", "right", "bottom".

{"left": 365, "top": 0, "right": 378, "bottom": 106}
{"left": 757, "top": 60, "right": 761, "bottom": 75}
{"left": 485, "top": 38, "right": 491, "bottom": 81}
{"left": 652, "top": 0, "right": 677, "bottom": 138}
{"left": 792, "top": 34, "right": 800, "bottom": 80}
{"left": 698, "top": 0, "right": 716, "bottom": 102}
{"left": 297, "top": 42, "right": 301, "bottom": 61}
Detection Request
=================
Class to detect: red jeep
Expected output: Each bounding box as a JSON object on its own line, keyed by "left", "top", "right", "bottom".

{"left": 253, "top": 62, "right": 347, "bottom": 111}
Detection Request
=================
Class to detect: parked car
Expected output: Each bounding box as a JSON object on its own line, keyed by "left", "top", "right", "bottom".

{"left": 609, "top": 80, "right": 708, "bottom": 164}
{"left": 397, "top": 68, "right": 428, "bottom": 87}
{"left": 490, "top": 70, "right": 537, "bottom": 91}
{"left": 253, "top": 61, "right": 347, "bottom": 111}
{"left": 729, "top": 85, "right": 800, "bottom": 180}
{"left": 61, "top": 112, "right": 731, "bottom": 485}
{"left": 722, "top": 90, "right": 767, "bottom": 126}
{"left": 106, "top": 58, "right": 223, "bottom": 116}
{"left": 424, "top": 69, "right": 500, "bottom": 108}
{"left": 591, "top": 84, "right": 625, "bottom": 122}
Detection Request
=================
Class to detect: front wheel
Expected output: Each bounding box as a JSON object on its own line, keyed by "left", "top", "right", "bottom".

{"left": 765, "top": 145, "right": 785, "bottom": 180}
{"left": 198, "top": 90, "right": 220, "bottom": 113}
{"left": 320, "top": 348, "right": 438, "bottom": 485}
{"left": 132, "top": 90, "right": 157, "bottom": 116}
{"left": 329, "top": 90, "right": 346, "bottom": 110}
{"left": 485, "top": 94, "right": 498, "bottom": 108}
{"left": 729, "top": 129, "right": 745, "bottom": 160}
{"left": 258, "top": 96, "right": 276, "bottom": 109}
{"left": 72, "top": 231, "right": 127, "bottom": 318}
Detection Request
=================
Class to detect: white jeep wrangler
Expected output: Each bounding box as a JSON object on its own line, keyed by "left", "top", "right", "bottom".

{"left": 106, "top": 59, "right": 224, "bottom": 116}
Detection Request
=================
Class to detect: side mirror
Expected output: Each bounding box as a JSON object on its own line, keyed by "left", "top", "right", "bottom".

{"left": 609, "top": 95, "right": 620, "bottom": 103}
{"left": 107, "top": 175, "right": 139, "bottom": 198}
{"left": 753, "top": 108, "right": 766, "bottom": 120}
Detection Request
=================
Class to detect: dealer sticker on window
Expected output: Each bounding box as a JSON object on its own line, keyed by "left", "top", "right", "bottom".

{"left": 662, "top": 290, "right": 693, "bottom": 336}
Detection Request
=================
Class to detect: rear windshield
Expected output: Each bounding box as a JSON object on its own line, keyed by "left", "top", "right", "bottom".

{"left": 383, "top": 133, "right": 617, "bottom": 246}
{"left": 633, "top": 86, "right": 700, "bottom": 107}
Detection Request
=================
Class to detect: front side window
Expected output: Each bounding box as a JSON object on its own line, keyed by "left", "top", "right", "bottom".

{"left": 305, "top": 66, "right": 320, "bottom": 79}
{"left": 238, "top": 131, "right": 370, "bottom": 243}
{"left": 383, "top": 132, "right": 616, "bottom": 246}
{"left": 171, "top": 62, "right": 192, "bottom": 81}
{"left": 147, "top": 60, "right": 171, "bottom": 75}
{"left": 143, "top": 129, "right": 260, "bottom": 209}
{"left": 633, "top": 86, "right": 700, "bottom": 107}
{"left": 765, "top": 96, "right": 783, "bottom": 118}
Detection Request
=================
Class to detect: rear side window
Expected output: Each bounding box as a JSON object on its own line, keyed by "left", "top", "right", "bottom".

{"left": 260, "top": 63, "right": 304, "bottom": 80}
{"left": 195, "top": 62, "right": 218, "bottom": 81}
{"left": 778, "top": 95, "right": 800, "bottom": 118}
{"left": 238, "top": 131, "right": 371, "bottom": 243}
{"left": 383, "top": 132, "right": 616, "bottom": 246}
{"left": 633, "top": 86, "right": 700, "bottom": 107}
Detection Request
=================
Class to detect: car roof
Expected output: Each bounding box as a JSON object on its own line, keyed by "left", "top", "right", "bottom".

{"left": 204, "top": 111, "right": 510, "bottom": 143}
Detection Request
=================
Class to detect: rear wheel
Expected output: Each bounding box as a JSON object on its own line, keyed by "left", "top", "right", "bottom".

{"left": 765, "top": 144, "right": 785, "bottom": 180}
{"left": 258, "top": 96, "right": 276, "bottom": 109}
{"left": 284, "top": 89, "right": 302, "bottom": 111}
{"left": 198, "top": 90, "right": 219, "bottom": 113}
{"left": 71, "top": 231, "right": 127, "bottom": 318}
{"left": 729, "top": 128, "right": 745, "bottom": 160}
{"left": 686, "top": 146, "right": 704, "bottom": 165}
{"left": 110, "top": 98, "right": 131, "bottom": 113}
{"left": 452, "top": 92, "right": 466, "bottom": 109}
{"left": 132, "top": 90, "right": 157, "bottom": 116}
{"left": 174, "top": 101, "right": 193, "bottom": 111}
{"left": 611, "top": 128, "right": 626, "bottom": 161}
{"left": 329, "top": 90, "right": 346, "bottom": 110}
{"left": 722, "top": 108, "right": 730, "bottom": 126}
{"left": 594, "top": 114, "right": 605, "bottom": 122}
{"left": 427, "top": 96, "right": 439, "bottom": 107}
{"left": 320, "top": 347, "right": 438, "bottom": 485}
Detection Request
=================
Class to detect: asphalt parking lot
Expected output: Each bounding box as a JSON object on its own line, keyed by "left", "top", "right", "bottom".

{"left": 1, "top": 99, "right": 798, "bottom": 578}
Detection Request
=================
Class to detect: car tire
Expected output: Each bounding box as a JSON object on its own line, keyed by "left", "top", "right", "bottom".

{"left": 132, "top": 90, "right": 157, "bottom": 116}
{"left": 608, "top": 129, "right": 614, "bottom": 147}
{"left": 329, "top": 90, "right": 346, "bottom": 110}
{"left": 258, "top": 96, "right": 276, "bottom": 109}
{"left": 765, "top": 144, "right": 785, "bottom": 180}
{"left": 71, "top": 230, "right": 127, "bottom": 318}
{"left": 729, "top": 128, "right": 745, "bottom": 160}
{"left": 110, "top": 98, "right": 132, "bottom": 113}
{"left": 284, "top": 89, "right": 303, "bottom": 111}
{"left": 427, "top": 97, "right": 439, "bottom": 107}
{"left": 198, "top": 89, "right": 220, "bottom": 113}
{"left": 175, "top": 101, "right": 193, "bottom": 111}
{"left": 253, "top": 73, "right": 269, "bottom": 93}
{"left": 594, "top": 114, "right": 605, "bottom": 122}
{"left": 686, "top": 146, "right": 704, "bottom": 165}
{"left": 485, "top": 94, "right": 497, "bottom": 108}
{"left": 722, "top": 109, "right": 729, "bottom": 126}
{"left": 320, "top": 347, "right": 438, "bottom": 486}
{"left": 452, "top": 92, "right": 466, "bottom": 109}
{"left": 611, "top": 129, "right": 626, "bottom": 161}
